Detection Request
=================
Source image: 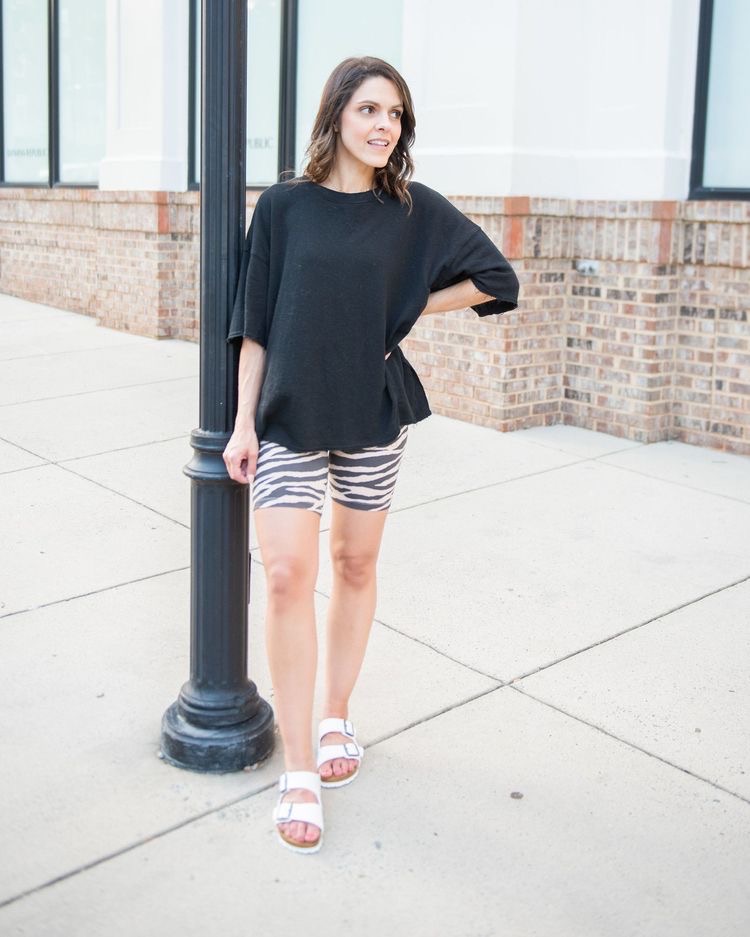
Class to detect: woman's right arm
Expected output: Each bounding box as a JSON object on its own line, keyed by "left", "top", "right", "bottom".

{"left": 223, "top": 337, "right": 266, "bottom": 484}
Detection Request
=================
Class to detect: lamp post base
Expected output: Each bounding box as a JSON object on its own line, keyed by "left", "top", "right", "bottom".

{"left": 160, "top": 697, "right": 275, "bottom": 774}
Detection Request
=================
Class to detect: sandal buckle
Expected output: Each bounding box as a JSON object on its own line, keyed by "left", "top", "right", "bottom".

{"left": 343, "top": 741, "right": 360, "bottom": 758}
{"left": 275, "top": 801, "right": 293, "bottom": 821}
{"left": 343, "top": 719, "right": 355, "bottom": 737}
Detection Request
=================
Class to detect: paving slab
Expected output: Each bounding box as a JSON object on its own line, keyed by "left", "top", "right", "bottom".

{"left": 0, "top": 377, "right": 198, "bottom": 462}
{"left": 0, "top": 293, "right": 93, "bottom": 328}
{"left": 323, "top": 459, "right": 750, "bottom": 680}
{"left": 1, "top": 688, "right": 747, "bottom": 937}
{"left": 0, "top": 340, "right": 198, "bottom": 406}
{"left": 386, "top": 413, "right": 581, "bottom": 510}
{"left": 1, "top": 308, "right": 153, "bottom": 359}
{"left": 598, "top": 438, "right": 750, "bottom": 503}
{"left": 513, "top": 423, "right": 645, "bottom": 458}
{"left": 0, "top": 567, "right": 494, "bottom": 901}
{"left": 0, "top": 463, "right": 188, "bottom": 615}
{"left": 0, "top": 295, "right": 80, "bottom": 323}
{"left": 63, "top": 437, "right": 193, "bottom": 529}
{"left": 515, "top": 578, "right": 750, "bottom": 799}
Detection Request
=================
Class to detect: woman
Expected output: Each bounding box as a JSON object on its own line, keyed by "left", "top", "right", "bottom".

{"left": 223, "top": 56, "right": 519, "bottom": 854}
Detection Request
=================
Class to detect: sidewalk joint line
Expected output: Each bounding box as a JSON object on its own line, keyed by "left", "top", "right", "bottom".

{"left": 507, "top": 572, "right": 750, "bottom": 684}
{"left": 0, "top": 567, "right": 189, "bottom": 621}
{"left": 0, "top": 340, "right": 162, "bottom": 363}
{"left": 589, "top": 457, "right": 750, "bottom": 507}
{"left": 0, "top": 682, "right": 511, "bottom": 910}
{"left": 511, "top": 437, "right": 648, "bottom": 460}
{"left": 510, "top": 683, "right": 750, "bottom": 806}
{"left": 0, "top": 375, "right": 198, "bottom": 410}
{"left": 374, "top": 616, "right": 503, "bottom": 683}
{"left": 335, "top": 457, "right": 591, "bottom": 520}
{"left": 249, "top": 553, "right": 505, "bottom": 684}
{"left": 52, "top": 462, "right": 190, "bottom": 529}
{"left": 0, "top": 433, "right": 191, "bottom": 475}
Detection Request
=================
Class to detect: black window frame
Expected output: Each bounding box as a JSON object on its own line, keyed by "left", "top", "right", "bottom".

{"left": 690, "top": 0, "right": 750, "bottom": 200}
{"left": 0, "top": 0, "right": 97, "bottom": 189}
{"left": 188, "top": 0, "right": 297, "bottom": 192}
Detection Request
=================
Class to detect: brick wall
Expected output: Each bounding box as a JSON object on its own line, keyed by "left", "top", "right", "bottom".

{"left": 0, "top": 187, "right": 748, "bottom": 454}
{"left": 408, "top": 196, "right": 749, "bottom": 455}
{"left": 0, "top": 188, "right": 200, "bottom": 340}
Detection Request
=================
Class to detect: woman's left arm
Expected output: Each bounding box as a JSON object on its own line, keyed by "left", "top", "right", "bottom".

{"left": 384, "top": 278, "right": 495, "bottom": 358}
{"left": 418, "top": 278, "right": 494, "bottom": 319}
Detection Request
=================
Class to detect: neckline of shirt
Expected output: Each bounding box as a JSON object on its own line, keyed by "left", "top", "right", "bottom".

{"left": 305, "top": 179, "right": 383, "bottom": 204}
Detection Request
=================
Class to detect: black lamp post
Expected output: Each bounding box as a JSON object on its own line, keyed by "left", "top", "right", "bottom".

{"left": 160, "top": 0, "right": 275, "bottom": 771}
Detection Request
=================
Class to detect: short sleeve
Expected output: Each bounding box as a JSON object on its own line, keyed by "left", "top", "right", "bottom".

{"left": 430, "top": 208, "right": 519, "bottom": 318}
{"left": 226, "top": 191, "right": 272, "bottom": 346}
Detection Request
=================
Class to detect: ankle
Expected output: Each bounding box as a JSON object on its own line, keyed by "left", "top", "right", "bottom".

{"left": 283, "top": 755, "right": 316, "bottom": 774}
{"left": 321, "top": 703, "right": 350, "bottom": 720}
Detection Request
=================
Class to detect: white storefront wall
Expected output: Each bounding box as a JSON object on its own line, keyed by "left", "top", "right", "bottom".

{"left": 97, "top": 0, "right": 701, "bottom": 200}
{"left": 99, "top": 0, "right": 189, "bottom": 191}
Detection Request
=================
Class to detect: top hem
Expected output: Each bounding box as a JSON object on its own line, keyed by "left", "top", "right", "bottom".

{"left": 259, "top": 414, "right": 430, "bottom": 453}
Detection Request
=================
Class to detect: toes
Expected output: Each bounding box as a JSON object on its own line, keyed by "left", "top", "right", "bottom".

{"left": 320, "top": 760, "right": 332, "bottom": 778}
{"left": 305, "top": 823, "right": 320, "bottom": 844}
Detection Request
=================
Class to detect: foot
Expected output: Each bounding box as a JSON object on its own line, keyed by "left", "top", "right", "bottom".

{"left": 277, "top": 786, "right": 321, "bottom": 848}
{"left": 319, "top": 729, "right": 360, "bottom": 782}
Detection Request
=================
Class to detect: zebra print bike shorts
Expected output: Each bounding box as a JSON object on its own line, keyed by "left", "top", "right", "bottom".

{"left": 251, "top": 424, "right": 409, "bottom": 514}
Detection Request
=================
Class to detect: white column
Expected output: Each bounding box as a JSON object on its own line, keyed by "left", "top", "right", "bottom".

{"left": 99, "top": 0, "right": 189, "bottom": 191}
{"left": 402, "top": 0, "right": 519, "bottom": 196}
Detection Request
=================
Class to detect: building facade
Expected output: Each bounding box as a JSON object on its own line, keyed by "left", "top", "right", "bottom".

{"left": 1, "top": 0, "right": 748, "bottom": 453}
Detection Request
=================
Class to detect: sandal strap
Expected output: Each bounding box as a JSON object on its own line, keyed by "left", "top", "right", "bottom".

{"left": 273, "top": 800, "right": 324, "bottom": 830}
{"left": 317, "top": 741, "right": 363, "bottom": 768}
{"left": 318, "top": 717, "right": 356, "bottom": 741}
{"left": 278, "top": 770, "right": 321, "bottom": 796}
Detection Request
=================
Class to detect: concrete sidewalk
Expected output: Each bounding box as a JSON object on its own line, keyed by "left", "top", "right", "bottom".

{"left": 1, "top": 292, "right": 749, "bottom": 937}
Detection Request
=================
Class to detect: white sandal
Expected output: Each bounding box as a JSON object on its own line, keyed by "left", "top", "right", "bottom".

{"left": 317, "top": 717, "right": 365, "bottom": 788}
{"left": 272, "top": 770, "right": 324, "bottom": 854}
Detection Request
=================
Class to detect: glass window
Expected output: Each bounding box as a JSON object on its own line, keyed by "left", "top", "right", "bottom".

{"left": 246, "top": 0, "right": 281, "bottom": 184}
{"left": 58, "top": 0, "right": 106, "bottom": 184}
{"left": 193, "top": 0, "right": 282, "bottom": 187}
{"left": 295, "top": 0, "right": 404, "bottom": 176}
{"left": 702, "top": 0, "right": 750, "bottom": 188}
{"left": 2, "top": 0, "right": 48, "bottom": 183}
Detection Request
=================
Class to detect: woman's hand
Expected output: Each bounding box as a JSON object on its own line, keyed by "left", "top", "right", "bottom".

{"left": 223, "top": 425, "right": 260, "bottom": 484}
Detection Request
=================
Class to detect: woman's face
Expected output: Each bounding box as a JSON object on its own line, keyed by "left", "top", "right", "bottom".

{"left": 334, "top": 75, "right": 403, "bottom": 176}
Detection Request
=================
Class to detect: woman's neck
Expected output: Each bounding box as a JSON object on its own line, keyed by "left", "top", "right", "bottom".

{"left": 320, "top": 162, "right": 375, "bottom": 194}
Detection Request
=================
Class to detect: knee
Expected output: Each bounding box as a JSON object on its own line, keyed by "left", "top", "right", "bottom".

{"left": 331, "top": 550, "right": 377, "bottom": 589}
{"left": 264, "top": 555, "right": 316, "bottom": 604}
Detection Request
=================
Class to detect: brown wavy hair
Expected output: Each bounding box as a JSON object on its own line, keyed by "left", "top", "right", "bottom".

{"left": 283, "top": 56, "right": 416, "bottom": 213}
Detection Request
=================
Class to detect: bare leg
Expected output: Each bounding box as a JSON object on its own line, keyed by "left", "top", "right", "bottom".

{"left": 254, "top": 505, "right": 321, "bottom": 847}
{"left": 320, "top": 499, "right": 389, "bottom": 781}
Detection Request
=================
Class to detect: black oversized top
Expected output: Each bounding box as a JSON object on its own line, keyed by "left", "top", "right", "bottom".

{"left": 226, "top": 177, "right": 519, "bottom": 452}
